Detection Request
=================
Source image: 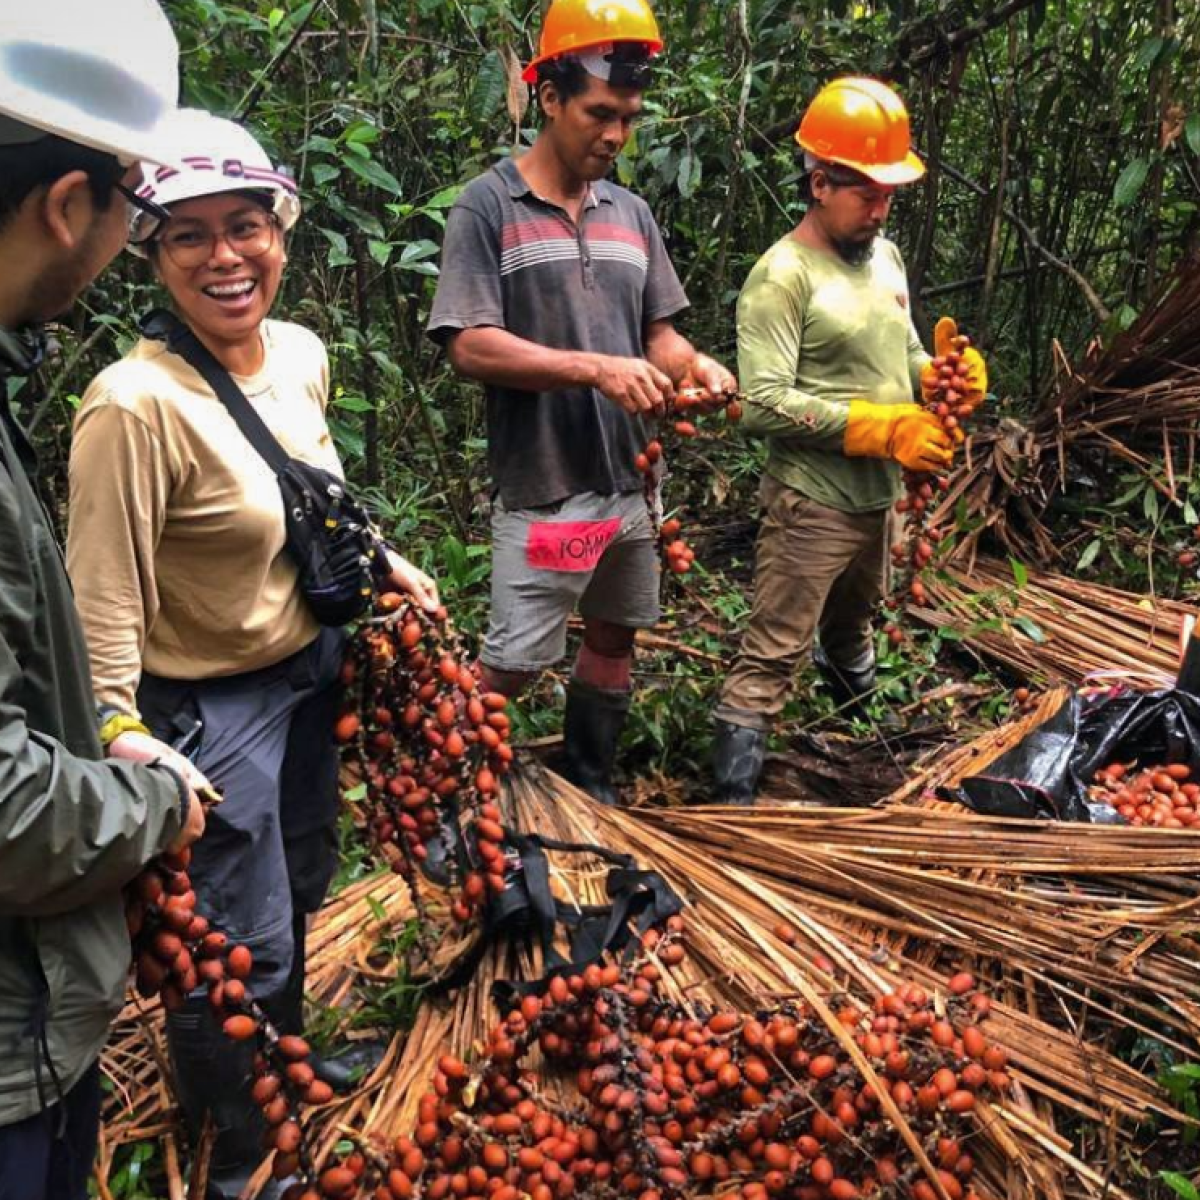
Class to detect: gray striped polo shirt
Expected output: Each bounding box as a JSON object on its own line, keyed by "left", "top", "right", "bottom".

{"left": 428, "top": 156, "right": 688, "bottom": 509}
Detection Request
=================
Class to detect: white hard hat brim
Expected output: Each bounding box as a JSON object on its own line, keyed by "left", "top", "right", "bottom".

{"left": 6, "top": 107, "right": 183, "bottom": 168}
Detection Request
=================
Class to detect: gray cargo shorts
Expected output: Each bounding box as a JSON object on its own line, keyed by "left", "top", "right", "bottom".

{"left": 483, "top": 490, "right": 662, "bottom": 672}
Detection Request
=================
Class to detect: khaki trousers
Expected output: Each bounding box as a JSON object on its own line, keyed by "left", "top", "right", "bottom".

{"left": 716, "top": 475, "right": 889, "bottom": 730}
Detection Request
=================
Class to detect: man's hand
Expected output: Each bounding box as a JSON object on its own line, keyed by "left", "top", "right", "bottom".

{"left": 385, "top": 551, "right": 440, "bottom": 613}
{"left": 591, "top": 354, "right": 675, "bottom": 416}
{"left": 168, "top": 790, "right": 206, "bottom": 853}
{"left": 680, "top": 353, "right": 739, "bottom": 412}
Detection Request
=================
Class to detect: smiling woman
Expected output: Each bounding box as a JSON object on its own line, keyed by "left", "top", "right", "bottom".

{"left": 151, "top": 195, "right": 286, "bottom": 372}
{"left": 63, "top": 109, "right": 438, "bottom": 1200}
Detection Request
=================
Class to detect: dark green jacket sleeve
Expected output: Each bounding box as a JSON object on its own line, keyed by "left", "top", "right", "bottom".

{"left": 0, "top": 653, "right": 185, "bottom": 916}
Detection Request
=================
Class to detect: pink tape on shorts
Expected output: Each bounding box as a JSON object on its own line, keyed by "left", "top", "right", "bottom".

{"left": 526, "top": 518, "right": 622, "bottom": 573}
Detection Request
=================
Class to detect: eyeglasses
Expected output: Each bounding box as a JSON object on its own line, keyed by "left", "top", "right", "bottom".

{"left": 115, "top": 180, "right": 171, "bottom": 227}
{"left": 155, "top": 210, "right": 279, "bottom": 270}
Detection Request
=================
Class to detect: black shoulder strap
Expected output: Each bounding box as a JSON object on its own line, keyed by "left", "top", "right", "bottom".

{"left": 140, "top": 308, "right": 290, "bottom": 475}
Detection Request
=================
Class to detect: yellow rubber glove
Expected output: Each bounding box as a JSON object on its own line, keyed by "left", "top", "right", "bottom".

{"left": 844, "top": 400, "right": 953, "bottom": 472}
{"left": 920, "top": 316, "right": 988, "bottom": 407}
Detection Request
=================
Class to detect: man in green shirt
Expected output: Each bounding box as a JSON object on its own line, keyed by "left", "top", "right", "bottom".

{"left": 712, "top": 77, "right": 986, "bottom": 804}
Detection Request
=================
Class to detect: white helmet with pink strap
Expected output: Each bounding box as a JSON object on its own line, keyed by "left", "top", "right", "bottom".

{"left": 128, "top": 108, "right": 300, "bottom": 251}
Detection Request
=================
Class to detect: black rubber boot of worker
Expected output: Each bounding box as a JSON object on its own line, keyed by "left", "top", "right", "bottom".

{"left": 166, "top": 998, "right": 292, "bottom": 1200}
{"left": 711, "top": 718, "right": 767, "bottom": 807}
{"left": 264, "top": 914, "right": 388, "bottom": 1095}
{"left": 813, "top": 644, "right": 877, "bottom": 715}
{"left": 560, "top": 680, "right": 632, "bottom": 807}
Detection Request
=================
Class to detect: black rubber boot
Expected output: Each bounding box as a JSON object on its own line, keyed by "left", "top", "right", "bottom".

{"left": 265, "top": 914, "right": 387, "bottom": 1095}
{"left": 560, "top": 680, "right": 632, "bottom": 807}
{"left": 166, "top": 997, "right": 290, "bottom": 1200}
{"left": 812, "top": 644, "right": 877, "bottom": 715}
{"left": 711, "top": 718, "right": 767, "bottom": 807}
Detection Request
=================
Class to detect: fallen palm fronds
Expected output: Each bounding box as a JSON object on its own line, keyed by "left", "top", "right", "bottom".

{"left": 913, "top": 555, "right": 1189, "bottom": 684}
{"left": 936, "top": 251, "right": 1200, "bottom": 564}
{"left": 552, "top": 768, "right": 1199, "bottom": 1200}
{"left": 101, "top": 722, "right": 1200, "bottom": 1198}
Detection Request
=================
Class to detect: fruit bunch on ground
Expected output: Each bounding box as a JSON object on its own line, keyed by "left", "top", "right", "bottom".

{"left": 1090, "top": 760, "right": 1200, "bottom": 827}
{"left": 323, "top": 924, "right": 1009, "bottom": 1200}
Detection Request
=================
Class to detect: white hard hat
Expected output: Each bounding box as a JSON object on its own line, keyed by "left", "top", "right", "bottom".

{"left": 128, "top": 109, "right": 301, "bottom": 251}
{"left": 0, "top": 0, "right": 180, "bottom": 165}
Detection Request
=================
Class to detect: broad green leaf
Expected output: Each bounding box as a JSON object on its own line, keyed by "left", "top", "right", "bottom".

{"left": 1115, "top": 303, "right": 1140, "bottom": 332}
{"left": 399, "top": 239, "right": 439, "bottom": 263}
{"left": 368, "top": 238, "right": 393, "bottom": 266}
{"left": 333, "top": 393, "right": 376, "bottom": 413}
{"left": 469, "top": 49, "right": 508, "bottom": 122}
{"left": 303, "top": 134, "right": 340, "bottom": 155}
{"left": 1013, "top": 616, "right": 1047, "bottom": 644}
{"left": 1077, "top": 539, "right": 1102, "bottom": 571}
{"left": 318, "top": 227, "right": 353, "bottom": 267}
{"left": 1187, "top": 113, "right": 1200, "bottom": 157}
{"left": 1134, "top": 36, "right": 1164, "bottom": 72}
{"left": 397, "top": 238, "right": 441, "bottom": 275}
{"left": 424, "top": 184, "right": 465, "bottom": 211}
{"left": 677, "top": 148, "right": 701, "bottom": 199}
{"left": 1113, "top": 158, "right": 1150, "bottom": 208}
{"left": 325, "top": 193, "right": 386, "bottom": 240}
{"left": 343, "top": 120, "right": 381, "bottom": 146}
{"left": 310, "top": 162, "right": 340, "bottom": 187}
{"left": 1009, "top": 557, "right": 1028, "bottom": 589}
{"left": 1159, "top": 1172, "right": 1200, "bottom": 1200}
{"left": 344, "top": 154, "right": 404, "bottom": 197}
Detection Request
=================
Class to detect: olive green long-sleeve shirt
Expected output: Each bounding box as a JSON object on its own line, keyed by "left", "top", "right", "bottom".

{"left": 737, "top": 234, "right": 929, "bottom": 513}
{"left": 0, "top": 358, "right": 185, "bottom": 1126}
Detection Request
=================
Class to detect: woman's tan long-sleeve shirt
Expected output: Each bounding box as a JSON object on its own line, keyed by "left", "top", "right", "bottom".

{"left": 67, "top": 320, "right": 344, "bottom": 715}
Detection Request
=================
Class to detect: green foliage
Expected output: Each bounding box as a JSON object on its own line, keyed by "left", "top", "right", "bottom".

{"left": 353, "top": 910, "right": 428, "bottom": 1031}
{"left": 31, "top": 0, "right": 1200, "bottom": 523}
{"left": 1161, "top": 1063, "right": 1200, "bottom": 1146}
{"left": 1161, "top": 1173, "right": 1200, "bottom": 1200}
{"left": 102, "top": 1141, "right": 161, "bottom": 1200}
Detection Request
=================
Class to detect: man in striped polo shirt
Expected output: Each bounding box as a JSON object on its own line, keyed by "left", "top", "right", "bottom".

{"left": 429, "top": 0, "right": 735, "bottom": 806}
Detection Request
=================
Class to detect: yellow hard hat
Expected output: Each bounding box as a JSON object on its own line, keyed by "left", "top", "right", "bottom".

{"left": 523, "top": 0, "right": 663, "bottom": 84}
{"left": 796, "top": 77, "right": 925, "bottom": 186}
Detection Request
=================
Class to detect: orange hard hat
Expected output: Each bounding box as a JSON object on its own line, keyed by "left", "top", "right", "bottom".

{"left": 796, "top": 77, "right": 925, "bottom": 186}
{"left": 523, "top": 0, "right": 663, "bottom": 83}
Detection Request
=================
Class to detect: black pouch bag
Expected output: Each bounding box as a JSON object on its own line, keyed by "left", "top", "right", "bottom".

{"left": 141, "top": 309, "right": 386, "bottom": 626}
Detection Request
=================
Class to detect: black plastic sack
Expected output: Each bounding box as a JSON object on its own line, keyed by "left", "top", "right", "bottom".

{"left": 944, "top": 688, "right": 1200, "bottom": 822}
